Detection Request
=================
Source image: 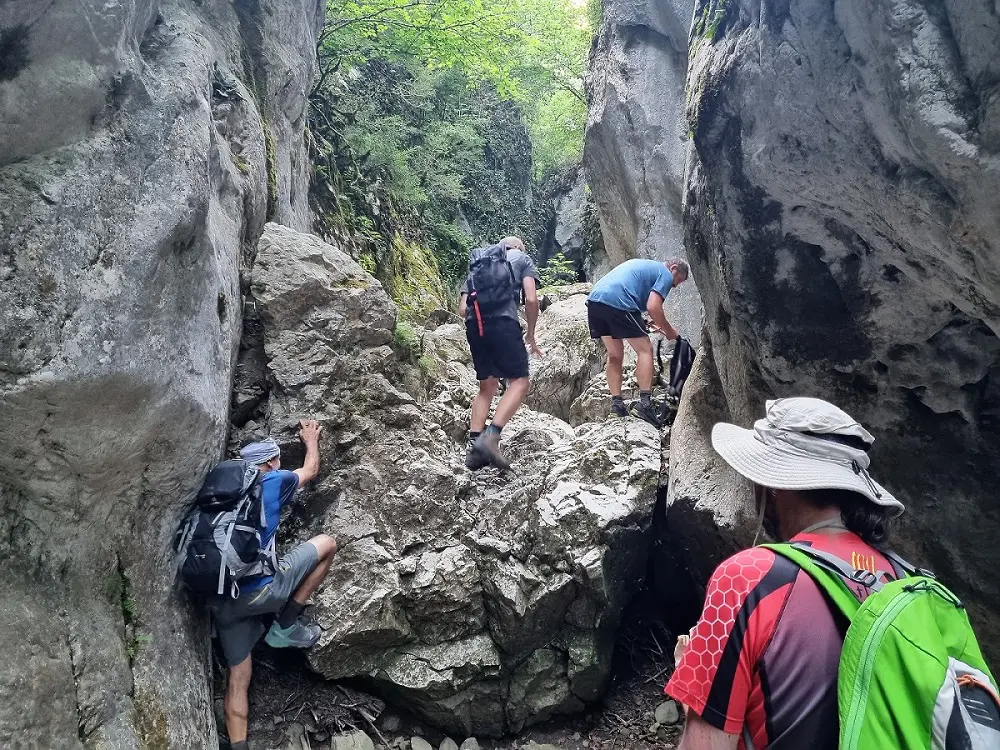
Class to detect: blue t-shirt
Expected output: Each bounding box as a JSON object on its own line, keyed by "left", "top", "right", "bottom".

{"left": 239, "top": 469, "right": 299, "bottom": 593}
{"left": 588, "top": 259, "right": 674, "bottom": 312}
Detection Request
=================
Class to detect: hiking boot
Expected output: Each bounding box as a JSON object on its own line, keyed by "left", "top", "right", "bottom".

{"left": 630, "top": 400, "right": 662, "bottom": 429}
{"left": 469, "top": 430, "right": 511, "bottom": 472}
{"left": 264, "top": 619, "right": 322, "bottom": 649}
{"left": 610, "top": 400, "right": 628, "bottom": 418}
{"left": 465, "top": 441, "right": 491, "bottom": 471}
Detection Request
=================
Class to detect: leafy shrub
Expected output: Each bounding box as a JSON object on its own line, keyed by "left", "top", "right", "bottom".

{"left": 539, "top": 251, "right": 578, "bottom": 287}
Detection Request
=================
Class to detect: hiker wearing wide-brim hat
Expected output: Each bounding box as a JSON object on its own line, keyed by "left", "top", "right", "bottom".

{"left": 664, "top": 397, "right": 907, "bottom": 750}
{"left": 712, "top": 396, "right": 905, "bottom": 539}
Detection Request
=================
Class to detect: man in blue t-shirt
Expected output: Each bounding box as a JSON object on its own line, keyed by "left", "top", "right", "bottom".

{"left": 212, "top": 420, "right": 337, "bottom": 750}
{"left": 587, "top": 258, "right": 689, "bottom": 425}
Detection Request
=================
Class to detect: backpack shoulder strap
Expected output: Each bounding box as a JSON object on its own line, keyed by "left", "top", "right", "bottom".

{"left": 761, "top": 542, "right": 869, "bottom": 619}
{"left": 875, "top": 547, "right": 935, "bottom": 581}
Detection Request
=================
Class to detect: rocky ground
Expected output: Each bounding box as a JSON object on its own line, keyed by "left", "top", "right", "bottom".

{"left": 218, "top": 225, "right": 695, "bottom": 749}
{"left": 229, "top": 589, "right": 687, "bottom": 750}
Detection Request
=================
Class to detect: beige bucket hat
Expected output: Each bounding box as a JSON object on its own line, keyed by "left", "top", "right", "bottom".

{"left": 711, "top": 397, "right": 904, "bottom": 516}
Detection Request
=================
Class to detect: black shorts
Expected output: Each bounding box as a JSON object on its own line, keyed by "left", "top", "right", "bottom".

{"left": 586, "top": 300, "right": 647, "bottom": 340}
{"left": 466, "top": 316, "right": 529, "bottom": 380}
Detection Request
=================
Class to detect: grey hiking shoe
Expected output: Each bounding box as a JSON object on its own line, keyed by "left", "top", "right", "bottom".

{"left": 610, "top": 399, "right": 628, "bottom": 418}
{"left": 468, "top": 431, "right": 511, "bottom": 472}
{"left": 264, "top": 619, "right": 322, "bottom": 649}
{"left": 465, "top": 441, "right": 491, "bottom": 470}
{"left": 630, "top": 400, "right": 662, "bottom": 429}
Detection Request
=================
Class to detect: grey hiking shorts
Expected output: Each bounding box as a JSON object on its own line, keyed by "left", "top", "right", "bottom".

{"left": 211, "top": 541, "right": 319, "bottom": 667}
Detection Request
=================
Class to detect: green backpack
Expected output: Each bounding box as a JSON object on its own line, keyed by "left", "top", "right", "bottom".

{"left": 763, "top": 542, "right": 1000, "bottom": 749}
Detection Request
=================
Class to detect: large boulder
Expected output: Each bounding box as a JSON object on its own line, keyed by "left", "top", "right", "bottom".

{"left": 666, "top": 342, "right": 757, "bottom": 588}
{"left": 242, "top": 224, "right": 664, "bottom": 737}
{"left": 583, "top": 0, "right": 703, "bottom": 346}
{"left": 683, "top": 0, "right": 1000, "bottom": 657}
{"left": 0, "top": 0, "right": 322, "bottom": 745}
{"left": 527, "top": 294, "right": 605, "bottom": 422}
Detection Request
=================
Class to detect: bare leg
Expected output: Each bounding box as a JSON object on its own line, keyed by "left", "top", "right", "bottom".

{"left": 224, "top": 656, "right": 252, "bottom": 744}
{"left": 601, "top": 336, "right": 625, "bottom": 396}
{"left": 472, "top": 376, "right": 531, "bottom": 471}
{"left": 627, "top": 336, "right": 654, "bottom": 392}
{"left": 290, "top": 534, "right": 337, "bottom": 604}
{"left": 470, "top": 378, "right": 499, "bottom": 433}
{"left": 490, "top": 375, "right": 530, "bottom": 428}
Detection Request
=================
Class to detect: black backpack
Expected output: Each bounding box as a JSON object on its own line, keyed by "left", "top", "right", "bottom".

{"left": 465, "top": 244, "right": 517, "bottom": 331}
{"left": 666, "top": 336, "right": 695, "bottom": 398}
{"left": 173, "top": 460, "right": 275, "bottom": 599}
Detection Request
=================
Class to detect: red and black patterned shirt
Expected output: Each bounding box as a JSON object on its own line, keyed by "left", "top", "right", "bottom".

{"left": 665, "top": 531, "right": 893, "bottom": 749}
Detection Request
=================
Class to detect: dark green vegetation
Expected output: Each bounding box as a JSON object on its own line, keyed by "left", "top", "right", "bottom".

{"left": 309, "top": 0, "right": 593, "bottom": 309}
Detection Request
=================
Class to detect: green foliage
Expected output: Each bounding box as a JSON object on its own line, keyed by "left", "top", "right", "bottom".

{"left": 106, "top": 564, "right": 151, "bottom": 666}
{"left": 529, "top": 89, "right": 587, "bottom": 179}
{"left": 383, "top": 234, "right": 448, "bottom": 321}
{"left": 310, "top": 0, "right": 595, "bottom": 305}
{"left": 587, "top": 0, "right": 603, "bottom": 31}
{"left": 538, "top": 251, "right": 578, "bottom": 287}
{"left": 693, "top": 0, "right": 728, "bottom": 41}
{"left": 393, "top": 319, "right": 422, "bottom": 360}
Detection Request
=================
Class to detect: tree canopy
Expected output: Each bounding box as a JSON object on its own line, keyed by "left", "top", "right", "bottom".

{"left": 308, "top": 0, "right": 594, "bottom": 297}
{"left": 318, "top": 0, "right": 592, "bottom": 176}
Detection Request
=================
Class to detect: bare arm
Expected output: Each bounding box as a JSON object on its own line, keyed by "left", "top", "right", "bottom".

{"left": 646, "top": 290, "right": 678, "bottom": 340}
{"left": 293, "top": 419, "right": 322, "bottom": 485}
{"left": 523, "top": 277, "right": 542, "bottom": 356}
{"left": 677, "top": 712, "right": 740, "bottom": 750}
{"left": 458, "top": 292, "right": 468, "bottom": 319}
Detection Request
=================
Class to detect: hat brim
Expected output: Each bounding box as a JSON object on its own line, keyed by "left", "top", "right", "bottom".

{"left": 711, "top": 423, "right": 904, "bottom": 516}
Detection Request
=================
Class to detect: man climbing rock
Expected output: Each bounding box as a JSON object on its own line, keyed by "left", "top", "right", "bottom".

{"left": 458, "top": 236, "right": 543, "bottom": 471}
{"left": 215, "top": 421, "right": 337, "bottom": 750}
{"left": 667, "top": 398, "right": 905, "bottom": 749}
{"left": 586, "top": 258, "right": 688, "bottom": 426}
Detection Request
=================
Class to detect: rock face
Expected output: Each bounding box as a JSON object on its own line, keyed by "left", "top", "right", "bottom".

{"left": 241, "top": 224, "right": 663, "bottom": 737}
{"left": 0, "top": 0, "right": 322, "bottom": 746}
{"left": 683, "top": 0, "right": 1000, "bottom": 654}
{"left": 534, "top": 167, "right": 605, "bottom": 281}
{"left": 584, "top": 0, "right": 703, "bottom": 347}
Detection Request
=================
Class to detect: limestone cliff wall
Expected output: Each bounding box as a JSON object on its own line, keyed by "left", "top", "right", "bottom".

{"left": 583, "top": 0, "right": 703, "bottom": 346}
{"left": 0, "top": 0, "right": 322, "bottom": 745}
{"left": 678, "top": 0, "right": 1000, "bottom": 656}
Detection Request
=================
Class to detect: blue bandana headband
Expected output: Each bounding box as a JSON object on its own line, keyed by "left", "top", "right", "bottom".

{"left": 240, "top": 440, "right": 280, "bottom": 465}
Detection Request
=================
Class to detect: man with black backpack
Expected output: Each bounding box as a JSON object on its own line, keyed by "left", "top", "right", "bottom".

{"left": 458, "top": 236, "right": 542, "bottom": 471}
{"left": 666, "top": 398, "right": 999, "bottom": 750}
{"left": 209, "top": 420, "right": 336, "bottom": 750}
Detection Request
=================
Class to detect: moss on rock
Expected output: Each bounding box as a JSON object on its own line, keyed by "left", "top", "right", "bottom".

{"left": 383, "top": 234, "right": 448, "bottom": 322}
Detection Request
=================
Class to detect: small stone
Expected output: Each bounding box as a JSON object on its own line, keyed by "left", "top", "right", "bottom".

{"left": 331, "top": 730, "right": 376, "bottom": 750}
{"left": 648, "top": 722, "right": 660, "bottom": 735}
{"left": 458, "top": 740, "right": 481, "bottom": 750}
{"left": 438, "top": 739, "right": 459, "bottom": 750}
{"left": 655, "top": 699, "right": 681, "bottom": 725}
{"left": 410, "top": 738, "right": 434, "bottom": 750}
{"left": 381, "top": 714, "right": 402, "bottom": 732}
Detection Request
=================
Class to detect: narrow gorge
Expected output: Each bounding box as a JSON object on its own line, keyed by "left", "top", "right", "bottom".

{"left": 1, "top": 0, "right": 998, "bottom": 748}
